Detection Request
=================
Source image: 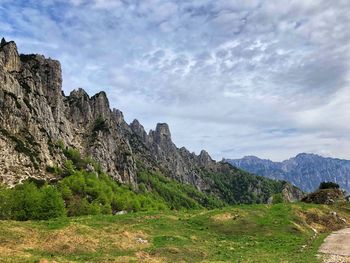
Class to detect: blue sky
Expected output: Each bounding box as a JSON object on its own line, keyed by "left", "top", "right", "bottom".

{"left": 1, "top": 0, "right": 350, "bottom": 161}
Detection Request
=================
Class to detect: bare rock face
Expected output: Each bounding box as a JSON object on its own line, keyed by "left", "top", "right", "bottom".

{"left": 0, "top": 39, "right": 21, "bottom": 72}
{"left": 281, "top": 183, "right": 305, "bottom": 202}
{"left": 0, "top": 38, "right": 137, "bottom": 186}
{"left": 0, "top": 39, "right": 303, "bottom": 203}
{"left": 130, "top": 119, "right": 147, "bottom": 142}
{"left": 198, "top": 150, "right": 215, "bottom": 168}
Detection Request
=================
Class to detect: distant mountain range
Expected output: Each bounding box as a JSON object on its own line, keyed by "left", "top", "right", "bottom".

{"left": 224, "top": 153, "right": 350, "bottom": 193}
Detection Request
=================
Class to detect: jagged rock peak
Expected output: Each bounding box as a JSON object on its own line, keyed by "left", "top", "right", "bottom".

{"left": 91, "top": 91, "right": 109, "bottom": 105}
{"left": 199, "top": 150, "right": 213, "bottom": 165}
{"left": 179, "top": 146, "right": 190, "bottom": 154}
{"left": 69, "top": 88, "right": 90, "bottom": 99}
{"left": 0, "top": 38, "right": 21, "bottom": 72}
{"left": 130, "top": 119, "right": 148, "bottom": 141}
{"left": 294, "top": 153, "right": 320, "bottom": 160}
{"left": 92, "top": 90, "right": 107, "bottom": 98}
{"left": 112, "top": 108, "right": 125, "bottom": 124}
{"left": 89, "top": 91, "right": 110, "bottom": 118}
{"left": 155, "top": 123, "right": 171, "bottom": 139}
{"left": 113, "top": 108, "right": 124, "bottom": 118}
{"left": 130, "top": 119, "right": 144, "bottom": 131}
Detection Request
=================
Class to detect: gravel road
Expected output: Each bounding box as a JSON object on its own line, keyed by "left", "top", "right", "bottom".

{"left": 319, "top": 228, "right": 350, "bottom": 263}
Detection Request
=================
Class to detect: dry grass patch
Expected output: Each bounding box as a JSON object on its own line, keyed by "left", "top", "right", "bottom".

{"left": 0, "top": 226, "right": 40, "bottom": 252}
{"left": 211, "top": 211, "right": 247, "bottom": 222}
{"left": 295, "top": 207, "right": 348, "bottom": 233}
{"left": 40, "top": 224, "right": 99, "bottom": 254}
{"left": 109, "top": 230, "right": 150, "bottom": 250}
{"left": 135, "top": 251, "right": 166, "bottom": 262}
{"left": 38, "top": 259, "right": 58, "bottom": 263}
{"left": 95, "top": 251, "right": 164, "bottom": 263}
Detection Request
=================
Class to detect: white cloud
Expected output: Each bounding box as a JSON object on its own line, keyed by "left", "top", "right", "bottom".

{"left": 92, "top": 0, "right": 122, "bottom": 9}
{"left": 1, "top": 0, "right": 350, "bottom": 161}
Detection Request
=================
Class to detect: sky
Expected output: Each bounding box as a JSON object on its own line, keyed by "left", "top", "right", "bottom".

{"left": 0, "top": 0, "right": 349, "bottom": 161}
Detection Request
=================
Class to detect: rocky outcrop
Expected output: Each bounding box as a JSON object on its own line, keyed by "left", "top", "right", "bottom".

{"left": 0, "top": 38, "right": 302, "bottom": 203}
{"left": 0, "top": 39, "right": 21, "bottom": 72}
{"left": 225, "top": 154, "right": 350, "bottom": 193}
{"left": 281, "top": 183, "right": 305, "bottom": 202}
{"left": 0, "top": 38, "right": 136, "bottom": 186}
{"left": 302, "top": 189, "right": 345, "bottom": 204}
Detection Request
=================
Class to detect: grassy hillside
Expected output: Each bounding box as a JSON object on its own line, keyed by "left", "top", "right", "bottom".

{"left": 1, "top": 203, "right": 349, "bottom": 262}
{"left": 0, "top": 145, "right": 227, "bottom": 221}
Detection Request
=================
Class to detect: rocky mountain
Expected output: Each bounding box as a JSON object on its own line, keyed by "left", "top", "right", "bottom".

{"left": 0, "top": 38, "right": 303, "bottom": 204}
{"left": 225, "top": 153, "right": 350, "bottom": 193}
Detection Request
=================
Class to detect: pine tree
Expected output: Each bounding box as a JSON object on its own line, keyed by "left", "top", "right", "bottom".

{"left": 0, "top": 37, "right": 6, "bottom": 46}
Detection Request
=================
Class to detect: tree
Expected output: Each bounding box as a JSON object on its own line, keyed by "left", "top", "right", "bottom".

{"left": 0, "top": 185, "right": 11, "bottom": 219}
{"left": 11, "top": 182, "right": 42, "bottom": 221}
{"left": 319, "top": 182, "right": 340, "bottom": 190}
{"left": 38, "top": 186, "right": 66, "bottom": 220}
{"left": 1, "top": 37, "right": 6, "bottom": 47}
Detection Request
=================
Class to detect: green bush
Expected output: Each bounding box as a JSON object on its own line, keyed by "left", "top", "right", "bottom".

{"left": 92, "top": 116, "right": 109, "bottom": 134}
{"left": 57, "top": 169, "right": 168, "bottom": 216}
{"left": 11, "top": 182, "right": 43, "bottom": 220}
{"left": 271, "top": 193, "right": 284, "bottom": 204}
{"left": 38, "top": 186, "right": 66, "bottom": 220}
{"left": 0, "top": 186, "right": 12, "bottom": 219}
{"left": 319, "top": 182, "right": 340, "bottom": 190}
{"left": 0, "top": 182, "right": 66, "bottom": 221}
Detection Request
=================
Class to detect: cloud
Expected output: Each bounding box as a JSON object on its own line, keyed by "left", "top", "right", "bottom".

{"left": 0, "top": 0, "right": 349, "bottom": 161}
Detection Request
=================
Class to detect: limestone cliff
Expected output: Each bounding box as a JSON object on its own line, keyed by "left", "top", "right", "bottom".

{"left": 0, "top": 39, "right": 303, "bottom": 203}
{"left": 0, "top": 39, "right": 135, "bottom": 186}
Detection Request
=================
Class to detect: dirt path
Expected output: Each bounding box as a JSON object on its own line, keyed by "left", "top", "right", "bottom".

{"left": 318, "top": 228, "right": 350, "bottom": 263}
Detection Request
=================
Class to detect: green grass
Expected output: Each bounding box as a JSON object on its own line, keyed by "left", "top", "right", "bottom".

{"left": 0, "top": 203, "right": 349, "bottom": 262}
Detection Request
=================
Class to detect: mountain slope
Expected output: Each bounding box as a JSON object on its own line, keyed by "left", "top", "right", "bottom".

{"left": 225, "top": 153, "right": 350, "bottom": 193}
{"left": 0, "top": 38, "right": 302, "bottom": 204}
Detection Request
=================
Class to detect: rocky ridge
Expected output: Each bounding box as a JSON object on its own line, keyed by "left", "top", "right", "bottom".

{"left": 225, "top": 153, "right": 350, "bottom": 193}
{"left": 0, "top": 38, "right": 302, "bottom": 203}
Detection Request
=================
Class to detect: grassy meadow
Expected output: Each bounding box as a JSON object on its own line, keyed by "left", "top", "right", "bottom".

{"left": 1, "top": 202, "right": 350, "bottom": 263}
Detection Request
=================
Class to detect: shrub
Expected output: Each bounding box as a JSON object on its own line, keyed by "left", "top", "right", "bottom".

{"left": 58, "top": 169, "right": 168, "bottom": 216}
{"left": 271, "top": 193, "right": 284, "bottom": 204}
{"left": 38, "top": 186, "right": 66, "bottom": 220}
{"left": 56, "top": 139, "right": 65, "bottom": 150}
{"left": 319, "top": 182, "right": 340, "bottom": 190}
{"left": 0, "top": 182, "right": 66, "bottom": 221}
{"left": 0, "top": 186, "right": 12, "bottom": 219}
{"left": 92, "top": 116, "right": 109, "bottom": 134}
{"left": 67, "top": 196, "right": 95, "bottom": 216}
{"left": 11, "top": 182, "right": 43, "bottom": 220}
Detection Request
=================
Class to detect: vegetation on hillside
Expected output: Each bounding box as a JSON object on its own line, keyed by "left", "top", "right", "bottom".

{"left": 0, "top": 144, "right": 225, "bottom": 221}
{"left": 0, "top": 182, "right": 65, "bottom": 221}
{"left": 204, "top": 170, "right": 286, "bottom": 204}
{"left": 138, "top": 168, "right": 225, "bottom": 210}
